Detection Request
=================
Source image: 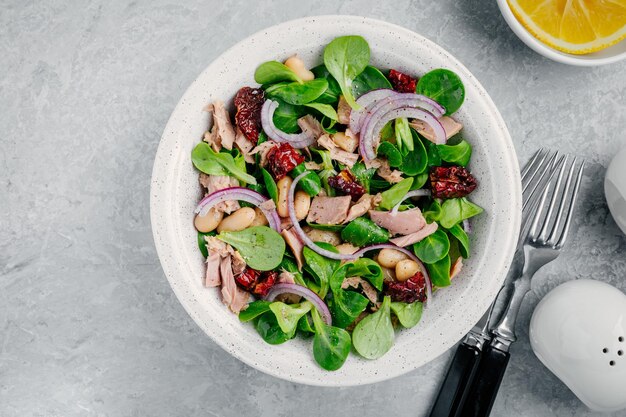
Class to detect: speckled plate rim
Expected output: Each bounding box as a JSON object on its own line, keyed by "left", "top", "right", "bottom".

{"left": 150, "top": 15, "right": 522, "bottom": 386}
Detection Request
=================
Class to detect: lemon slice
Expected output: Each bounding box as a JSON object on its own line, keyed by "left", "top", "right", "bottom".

{"left": 508, "top": 0, "right": 626, "bottom": 54}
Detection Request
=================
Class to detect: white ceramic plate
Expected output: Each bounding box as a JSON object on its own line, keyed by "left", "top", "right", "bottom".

{"left": 151, "top": 15, "right": 522, "bottom": 386}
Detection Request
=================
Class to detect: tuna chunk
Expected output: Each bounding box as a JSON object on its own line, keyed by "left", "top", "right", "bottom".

{"left": 390, "top": 222, "right": 438, "bottom": 247}
{"left": 307, "top": 195, "right": 352, "bottom": 225}
{"left": 199, "top": 173, "right": 211, "bottom": 190}
{"left": 337, "top": 96, "right": 351, "bottom": 125}
{"left": 204, "top": 253, "right": 222, "bottom": 287}
{"left": 369, "top": 208, "right": 426, "bottom": 236}
{"left": 376, "top": 159, "right": 403, "bottom": 184}
{"left": 205, "top": 236, "right": 235, "bottom": 257}
{"left": 250, "top": 140, "right": 278, "bottom": 167}
{"left": 204, "top": 236, "right": 249, "bottom": 312}
{"left": 318, "top": 134, "right": 358, "bottom": 168}
{"left": 279, "top": 270, "right": 296, "bottom": 284}
{"left": 410, "top": 116, "right": 462, "bottom": 144}
{"left": 203, "top": 175, "right": 240, "bottom": 213}
{"left": 342, "top": 276, "right": 380, "bottom": 306}
{"left": 298, "top": 115, "right": 325, "bottom": 140}
{"left": 280, "top": 216, "right": 294, "bottom": 232}
{"left": 364, "top": 157, "right": 383, "bottom": 169}
{"left": 281, "top": 227, "right": 304, "bottom": 270}
{"left": 344, "top": 193, "right": 381, "bottom": 223}
{"left": 220, "top": 256, "right": 249, "bottom": 313}
{"left": 231, "top": 250, "right": 247, "bottom": 276}
{"left": 203, "top": 128, "right": 220, "bottom": 152}
{"left": 234, "top": 127, "right": 255, "bottom": 163}
{"left": 205, "top": 174, "right": 239, "bottom": 194}
{"left": 450, "top": 257, "right": 463, "bottom": 280}
{"left": 205, "top": 101, "right": 236, "bottom": 150}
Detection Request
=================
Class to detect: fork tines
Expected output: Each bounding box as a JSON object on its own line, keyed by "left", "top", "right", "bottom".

{"left": 529, "top": 155, "right": 585, "bottom": 249}
{"left": 517, "top": 149, "right": 564, "bottom": 247}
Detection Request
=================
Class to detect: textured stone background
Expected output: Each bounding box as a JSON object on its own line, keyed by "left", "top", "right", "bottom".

{"left": 1, "top": 0, "right": 625, "bottom": 416}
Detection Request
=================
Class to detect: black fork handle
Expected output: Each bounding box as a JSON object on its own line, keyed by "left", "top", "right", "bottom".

{"left": 428, "top": 342, "right": 482, "bottom": 417}
{"left": 459, "top": 344, "right": 510, "bottom": 417}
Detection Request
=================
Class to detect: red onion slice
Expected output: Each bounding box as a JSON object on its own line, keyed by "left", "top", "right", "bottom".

{"left": 195, "top": 187, "right": 281, "bottom": 233}
{"left": 392, "top": 95, "right": 445, "bottom": 118}
{"left": 260, "top": 100, "right": 317, "bottom": 149}
{"left": 353, "top": 243, "right": 433, "bottom": 307}
{"left": 350, "top": 90, "right": 446, "bottom": 134}
{"left": 360, "top": 107, "right": 446, "bottom": 160}
{"left": 390, "top": 189, "right": 431, "bottom": 215}
{"left": 287, "top": 172, "right": 356, "bottom": 261}
{"left": 349, "top": 89, "right": 397, "bottom": 133}
{"left": 370, "top": 94, "right": 444, "bottom": 123}
{"left": 265, "top": 283, "right": 332, "bottom": 325}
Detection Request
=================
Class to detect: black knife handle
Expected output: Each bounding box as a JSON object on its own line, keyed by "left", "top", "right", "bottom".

{"left": 460, "top": 344, "right": 510, "bottom": 417}
{"left": 428, "top": 343, "right": 482, "bottom": 417}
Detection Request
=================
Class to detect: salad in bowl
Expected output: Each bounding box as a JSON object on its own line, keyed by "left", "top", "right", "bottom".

{"left": 191, "top": 35, "right": 482, "bottom": 371}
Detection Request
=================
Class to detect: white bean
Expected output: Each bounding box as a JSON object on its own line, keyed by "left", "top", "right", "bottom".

{"left": 395, "top": 259, "right": 420, "bottom": 282}
{"left": 217, "top": 207, "right": 255, "bottom": 233}
{"left": 276, "top": 176, "right": 293, "bottom": 218}
{"left": 336, "top": 243, "right": 358, "bottom": 255}
{"left": 332, "top": 131, "right": 358, "bottom": 153}
{"left": 284, "top": 55, "right": 314, "bottom": 81}
{"left": 305, "top": 228, "right": 341, "bottom": 246}
{"left": 294, "top": 190, "right": 311, "bottom": 220}
{"left": 377, "top": 248, "right": 408, "bottom": 268}
{"left": 194, "top": 208, "right": 223, "bottom": 233}
{"left": 250, "top": 207, "right": 269, "bottom": 226}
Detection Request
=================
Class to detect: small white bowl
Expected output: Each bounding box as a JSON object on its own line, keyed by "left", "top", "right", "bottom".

{"left": 151, "top": 15, "right": 522, "bottom": 386}
{"left": 497, "top": 0, "right": 626, "bottom": 66}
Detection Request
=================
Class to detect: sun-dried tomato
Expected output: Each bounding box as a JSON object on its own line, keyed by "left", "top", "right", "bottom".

{"left": 385, "top": 272, "right": 427, "bottom": 303}
{"left": 235, "top": 268, "right": 278, "bottom": 296}
{"left": 388, "top": 69, "right": 418, "bottom": 93}
{"left": 235, "top": 267, "right": 260, "bottom": 291}
{"left": 234, "top": 87, "right": 265, "bottom": 144}
{"left": 430, "top": 166, "right": 477, "bottom": 199}
{"left": 252, "top": 271, "right": 278, "bottom": 297}
{"left": 328, "top": 169, "right": 366, "bottom": 199}
{"left": 266, "top": 143, "right": 305, "bottom": 180}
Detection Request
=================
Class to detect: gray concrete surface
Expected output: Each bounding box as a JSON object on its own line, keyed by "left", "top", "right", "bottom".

{"left": 1, "top": 1, "right": 625, "bottom": 416}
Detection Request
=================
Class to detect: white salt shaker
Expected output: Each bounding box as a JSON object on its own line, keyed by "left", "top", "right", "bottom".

{"left": 530, "top": 279, "right": 626, "bottom": 412}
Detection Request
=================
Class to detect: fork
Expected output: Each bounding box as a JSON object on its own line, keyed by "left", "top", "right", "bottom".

{"left": 460, "top": 155, "right": 585, "bottom": 417}
{"left": 428, "top": 149, "right": 563, "bottom": 417}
